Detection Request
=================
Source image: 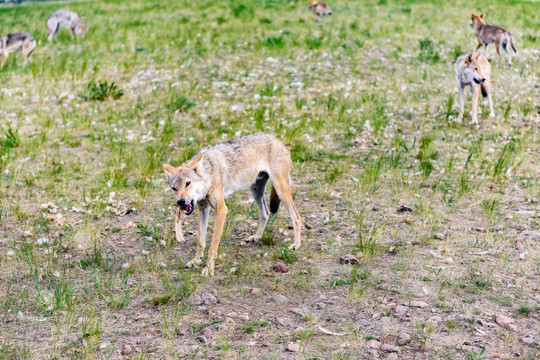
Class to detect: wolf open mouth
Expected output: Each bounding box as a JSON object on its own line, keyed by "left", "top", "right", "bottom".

{"left": 181, "top": 200, "right": 195, "bottom": 215}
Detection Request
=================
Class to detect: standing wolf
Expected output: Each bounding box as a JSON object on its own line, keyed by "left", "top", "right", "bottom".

{"left": 47, "top": 10, "right": 88, "bottom": 42}
{"left": 163, "top": 133, "right": 302, "bottom": 276}
{"left": 470, "top": 13, "right": 517, "bottom": 65}
{"left": 0, "top": 32, "right": 36, "bottom": 69}
{"left": 308, "top": 0, "right": 332, "bottom": 22}
{"left": 455, "top": 52, "right": 494, "bottom": 124}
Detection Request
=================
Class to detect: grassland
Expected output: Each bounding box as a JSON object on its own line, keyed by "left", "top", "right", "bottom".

{"left": 0, "top": 0, "right": 539, "bottom": 358}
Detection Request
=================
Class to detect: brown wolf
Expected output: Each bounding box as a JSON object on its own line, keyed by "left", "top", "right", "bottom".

{"left": 0, "top": 32, "right": 36, "bottom": 69}
{"left": 470, "top": 13, "right": 517, "bottom": 65}
{"left": 47, "top": 10, "right": 88, "bottom": 42}
{"left": 308, "top": 0, "right": 332, "bottom": 22}
{"left": 455, "top": 52, "right": 494, "bottom": 124}
{"left": 163, "top": 133, "right": 302, "bottom": 276}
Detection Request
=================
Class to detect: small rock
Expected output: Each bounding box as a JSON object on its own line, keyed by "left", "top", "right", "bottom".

{"left": 372, "top": 204, "right": 380, "bottom": 211}
{"left": 394, "top": 305, "right": 408, "bottom": 315}
{"left": 277, "top": 317, "right": 290, "bottom": 326}
{"left": 273, "top": 294, "right": 289, "bottom": 304}
{"left": 192, "top": 292, "right": 217, "bottom": 306}
{"left": 314, "top": 302, "right": 326, "bottom": 310}
{"left": 239, "top": 313, "right": 250, "bottom": 321}
{"left": 250, "top": 288, "right": 261, "bottom": 294}
{"left": 515, "top": 241, "right": 525, "bottom": 252}
{"left": 386, "top": 354, "right": 398, "bottom": 360}
{"left": 435, "top": 232, "right": 445, "bottom": 240}
{"left": 508, "top": 324, "right": 518, "bottom": 332}
{"left": 339, "top": 254, "right": 360, "bottom": 265}
{"left": 381, "top": 344, "right": 398, "bottom": 352}
{"left": 271, "top": 262, "right": 288, "bottom": 273}
{"left": 286, "top": 342, "right": 300, "bottom": 352}
{"left": 407, "top": 301, "right": 428, "bottom": 308}
{"left": 429, "top": 316, "right": 442, "bottom": 323}
{"left": 200, "top": 327, "right": 214, "bottom": 338}
{"left": 397, "top": 205, "right": 413, "bottom": 213}
{"left": 521, "top": 336, "right": 534, "bottom": 345}
{"left": 366, "top": 340, "right": 381, "bottom": 349}
{"left": 195, "top": 335, "right": 208, "bottom": 344}
{"left": 397, "top": 333, "right": 410, "bottom": 346}
{"left": 493, "top": 225, "right": 504, "bottom": 231}
{"left": 495, "top": 314, "right": 514, "bottom": 328}
{"left": 121, "top": 344, "right": 133, "bottom": 356}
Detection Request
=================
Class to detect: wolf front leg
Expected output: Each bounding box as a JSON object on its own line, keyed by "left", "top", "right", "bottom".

{"left": 202, "top": 195, "right": 227, "bottom": 277}
{"left": 456, "top": 85, "right": 465, "bottom": 123}
{"left": 186, "top": 203, "right": 210, "bottom": 268}
{"left": 471, "top": 84, "right": 479, "bottom": 125}
{"left": 174, "top": 207, "right": 185, "bottom": 242}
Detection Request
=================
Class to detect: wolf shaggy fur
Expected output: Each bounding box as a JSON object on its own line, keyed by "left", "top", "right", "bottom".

{"left": 0, "top": 32, "right": 36, "bottom": 68}
{"left": 47, "top": 10, "right": 88, "bottom": 42}
{"left": 470, "top": 13, "right": 517, "bottom": 65}
{"left": 163, "top": 133, "right": 302, "bottom": 276}
{"left": 455, "top": 52, "right": 494, "bottom": 124}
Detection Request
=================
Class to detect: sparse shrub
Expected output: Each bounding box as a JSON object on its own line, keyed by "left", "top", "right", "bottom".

{"left": 240, "top": 320, "right": 269, "bottom": 333}
{"left": 167, "top": 93, "right": 196, "bottom": 112}
{"left": 82, "top": 80, "right": 123, "bottom": 101}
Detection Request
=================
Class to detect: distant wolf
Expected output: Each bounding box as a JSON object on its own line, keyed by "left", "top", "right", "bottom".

{"left": 163, "top": 133, "right": 302, "bottom": 276}
{"left": 0, "top": 32, "right": 36, "bottom": 69}
{"left": 470, "top": 13, "right": 517, "bottom": 65}
{"left": 455, "top": 52, "right": 494, "bottom": 124}
{"left": 47, "top": 10, "right": 88, "bottom": 42}
{"left": 308, "top": 0, "right": 332, "bottom": 22}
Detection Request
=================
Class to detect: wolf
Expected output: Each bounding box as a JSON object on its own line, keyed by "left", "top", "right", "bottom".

{"left": 455, "top": 52, "right": 494, "bottom": 124}
{"left": 308, "top": 0, "right": 332, "bottom": 22}
{"left": 0, "top": 32, "right": 36, "bottom": 69}
{"left": 470, "top": 13, "right": 517, "bottom": 65}
{"left": 163, "top": 133, "right": 302, "bottom": 276}
{"left": 47, "top": 10, "right": 88, "bottom": 42}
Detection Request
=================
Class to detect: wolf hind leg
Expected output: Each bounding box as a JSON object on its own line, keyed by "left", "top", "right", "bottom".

{"left": 248, "top": 172, "right": 270, "bottom": 242}
{"left": 270, "top": 171, "right": 302, "bottom": 250}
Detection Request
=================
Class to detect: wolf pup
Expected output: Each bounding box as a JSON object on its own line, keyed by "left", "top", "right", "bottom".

{"left": 455, "top": 52, "right": 494, "bottom": 124}
{"left": 0, "top": 32, "right": 36, "bottom": 69}
{"left": 47, "top": 10, "right": 88, "bottom": 42}
{"left": 163, "top": 133, "right": 302, "bottom": 276}
{"left": 308, "top": 0, "right": 332, "bottom": 22}
{"left": 470, "top": 13, "right": 517, "bottom": 65}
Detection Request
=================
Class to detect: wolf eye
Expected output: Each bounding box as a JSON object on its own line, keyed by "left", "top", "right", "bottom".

{"left": 185, "top": 181, "right": 191, "bottom": 187}
{"left": 171, "top": 187, "right": 177, "bottom": 192}
{"left": 474, "top": 68, "right": 478, "bottom": 71}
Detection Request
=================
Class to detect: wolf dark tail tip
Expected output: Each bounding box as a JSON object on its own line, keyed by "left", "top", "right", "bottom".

{"left": 480, "top": 83, "right": 488, "bottom": 98}
{"left": 270, "top": 186, "right": 280, "bottom": 214}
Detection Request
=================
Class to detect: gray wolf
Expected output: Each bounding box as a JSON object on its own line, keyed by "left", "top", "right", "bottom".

{"left": 163, "top": 133, "right": 302, "bottom": 276}
{"left": 0, "top": 32, "right": 36, "bottom": 69}
{"left": 47, "top": 10, "right": 88, "bottom": 42}
{"left": 308, "top": 0, "right": 332, "bottom": 22}
{"left": 455, "top": 52, "right": 494, "bottom": 124}
{"left": 470, "top": 13, "right": 517, "bottom": 65}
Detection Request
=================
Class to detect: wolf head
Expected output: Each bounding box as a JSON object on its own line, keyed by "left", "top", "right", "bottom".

{"left": 163, "top": 153, "right": 205, "bottom": 216}
{"left": 470, "top": 13, "right": 484, "bottom": 26}
{"left": 74, "top": 20, "right": 88, "bottom": 37}
{"left": 463, "top": 53, "right": 486, "bottom": 85}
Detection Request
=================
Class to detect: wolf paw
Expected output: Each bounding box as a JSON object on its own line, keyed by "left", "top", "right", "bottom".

{"left": 246, "top": 235, "right": 261, "bottom": 242}
{"left": 186, "top": 258, "right": 202, "bottom": 268}
{"left": 201, "top": 265, "right": 215, "bottom": 277}
{"left": 288, "top": 243, "right": 301, "bottom": 251}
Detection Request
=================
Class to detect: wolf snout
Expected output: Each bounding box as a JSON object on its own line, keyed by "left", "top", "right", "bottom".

{"left": 177, "top": 198, "right": 186, "bottom": 207}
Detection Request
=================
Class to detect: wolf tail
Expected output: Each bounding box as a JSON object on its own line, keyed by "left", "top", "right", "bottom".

{"left": 480, "top": 83, "right": 488, "bottom": 98}
{"left": 269, "top": 186, "right": 280, "bottom": 214}
{"left": 510, "top": 34, "right": 518, "bottom": 53}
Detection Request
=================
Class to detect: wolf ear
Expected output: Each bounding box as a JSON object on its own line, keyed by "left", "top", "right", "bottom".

{"left": 474, "top": 53, "right": 481, "bottom": 60}
{"left": 467, "top": 54, "right": 472, "bottom": 63}
{"left": 188, "top": 153, "right": 204, "bottom": 170}
{"left": 163, "top": 164, "right": 176, "bottom": 177}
